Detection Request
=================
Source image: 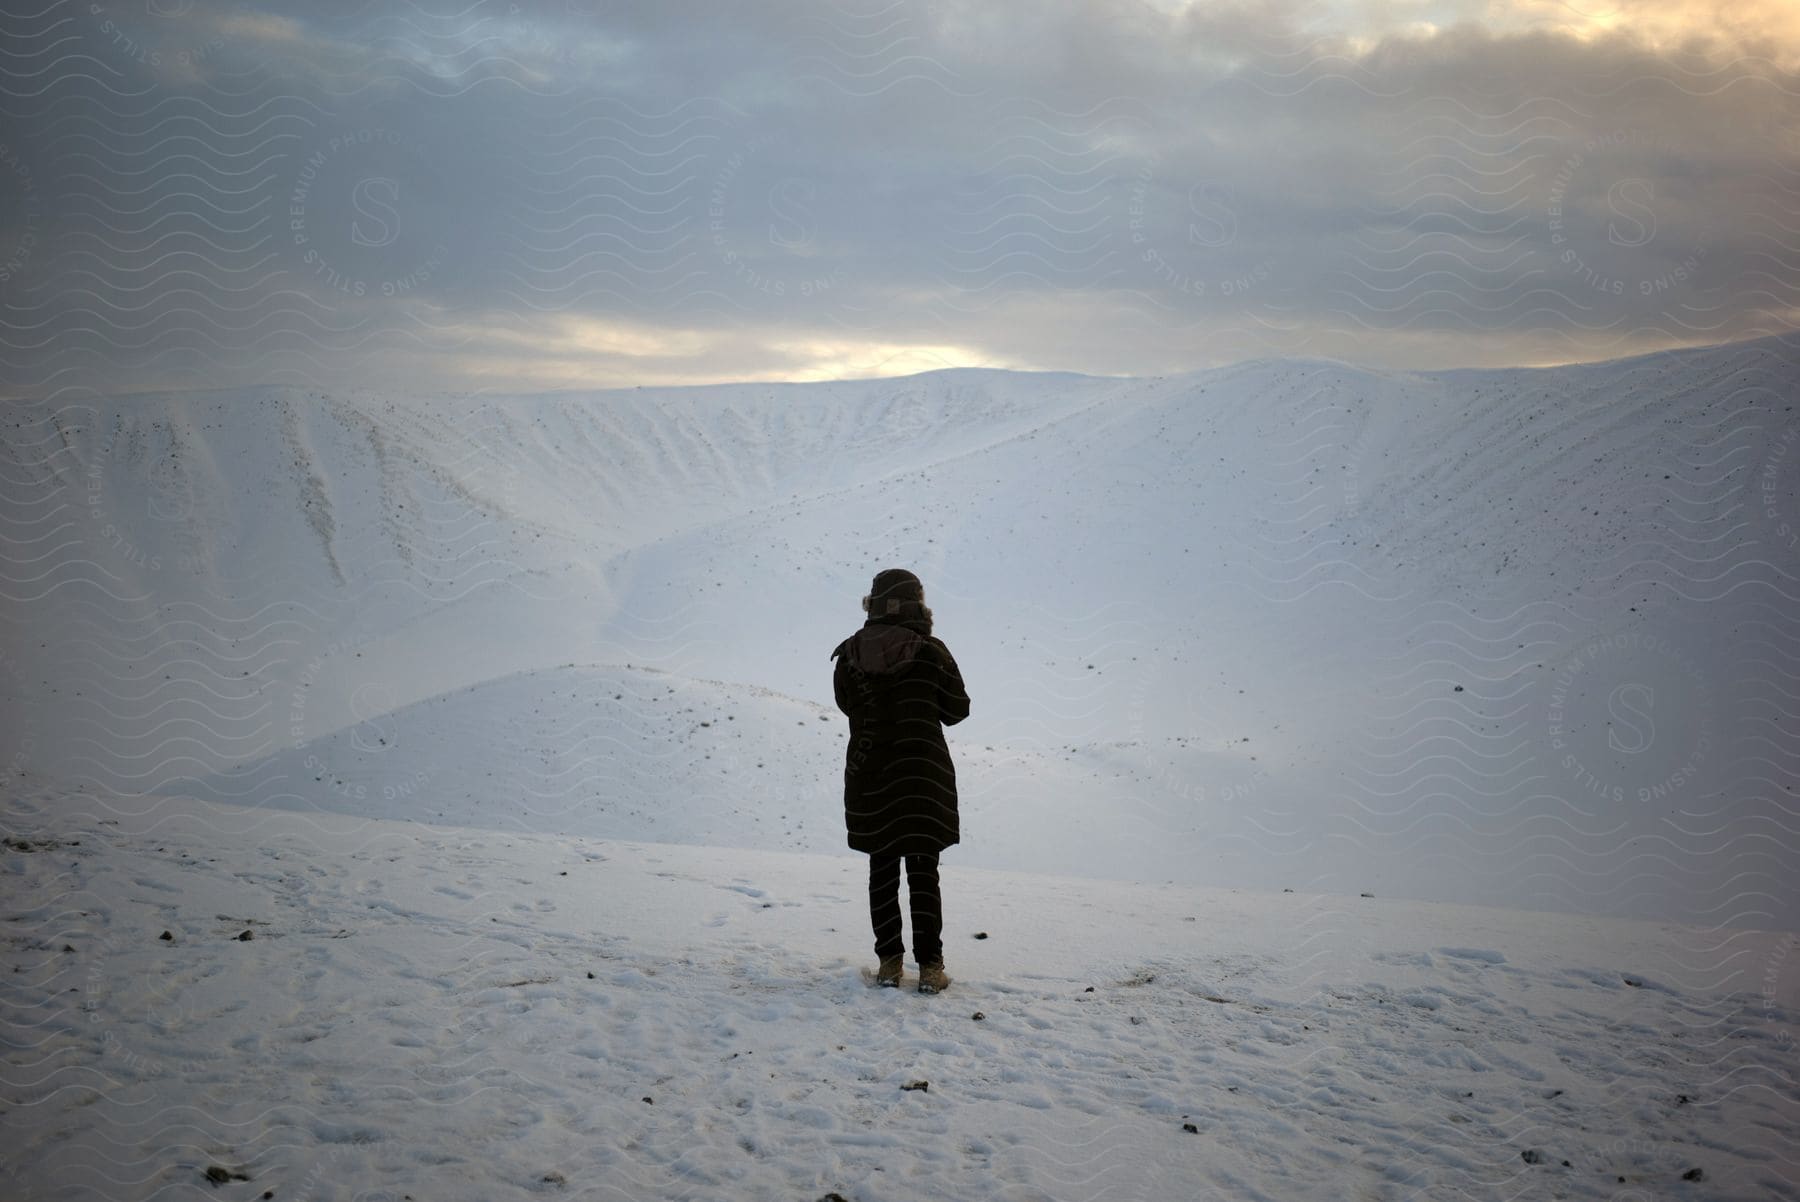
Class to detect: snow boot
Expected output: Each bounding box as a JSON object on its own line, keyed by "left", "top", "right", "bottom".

{"left": 875, "top": 954, "right": 904, "bottom": 987}
{"left": 917, "top": 960, "right": 951, "bottom": 994}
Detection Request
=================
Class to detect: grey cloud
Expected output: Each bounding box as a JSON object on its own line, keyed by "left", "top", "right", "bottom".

{"left": 2, "top": 0, "right": 1796, "bottom": 398}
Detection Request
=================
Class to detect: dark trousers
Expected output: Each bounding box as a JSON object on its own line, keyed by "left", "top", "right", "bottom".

{"left": 869, "top": 852, "right": 942, "bottom": 965}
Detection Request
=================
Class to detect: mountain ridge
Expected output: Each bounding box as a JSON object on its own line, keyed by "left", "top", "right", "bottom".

{"left": 3, "top": 333, "right": 1795, "bottom": 925}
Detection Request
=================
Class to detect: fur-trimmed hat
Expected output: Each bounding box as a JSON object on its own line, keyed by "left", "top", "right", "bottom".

{"left": 863, "top": 567, "right": 924, "bottom": 615}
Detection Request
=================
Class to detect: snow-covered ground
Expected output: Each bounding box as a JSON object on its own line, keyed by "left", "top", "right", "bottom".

{"left": 4, "top": 786, "right": 1795, "bottom": 1202}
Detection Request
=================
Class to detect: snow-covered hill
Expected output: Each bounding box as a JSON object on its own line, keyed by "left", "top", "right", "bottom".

{"left": 2, "top": 786, "right": 1793, "bottom": 1202}
{"left": 164, "top": 660, "right": 1260, "bottom": 890}
{"left": 2, "top": 334, "right": 1797, "bottom": 925}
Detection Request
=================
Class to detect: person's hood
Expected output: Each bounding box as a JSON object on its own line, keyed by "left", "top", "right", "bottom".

{"left": 834, "top": 622, "right": 926, "bottom": 674}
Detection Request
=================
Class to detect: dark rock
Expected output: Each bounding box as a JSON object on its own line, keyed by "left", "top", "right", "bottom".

{"left": 1682, "top": 1168, "right": 1704, "bottom": 1182}
{"left": 62, "top": 944, "right": 74, "bottom": 952}
{"left": 971, "top": 1011, "right": 984, "bottom": 1020}
{"left": 587, "top": 971, "right": 595, "bottom": 979}
{"left": 1084, "top": 986, "right": 1094, "bottom": 992}
{"left": 901, "top": 1080, "right": 928, "bottom": 1092}
{"left": 1521, "top": 1149, "right": 1546, "bottom": 1164}
{"left": 541, "top": 1171, "right": 566, "bottom": 1185}
{"left": 1182, "top": 1122, "right": 1199, "bottom": 1134}
{"left": 642, "top": 1096, "right": 652, "bottom": 1104}
{"left": 237, "top": 930, "right": 254, "bottom": 941}
{"left": 204, "top": 1165, "right": 251, "bottom": 1185}
{"left": 159, "top": 931, "right": 173, "bottom": 941}
{"left": 821, "top": 1194, "right": 851, "bottom": 1202}
{"left": 1360, "top": 892, "right": 1375, "bottom": 898}
{"left": 972, "top": 931, "right": 988, "bottom": 939}
{"left": 1676, "top": 1094, "right": 1690, "bottom": 1104}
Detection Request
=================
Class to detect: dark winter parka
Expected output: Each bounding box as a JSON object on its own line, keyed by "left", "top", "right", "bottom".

{"left": 831, "top": 614, "right": 970, "bottom": 856}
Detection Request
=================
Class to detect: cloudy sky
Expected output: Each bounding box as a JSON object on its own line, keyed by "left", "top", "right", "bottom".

{"left": 3, "top": 0, "right": 1798, "bottom": 397}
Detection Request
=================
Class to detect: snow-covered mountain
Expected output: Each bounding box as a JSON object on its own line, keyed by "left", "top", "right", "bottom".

{"left": 2, "top": 334, "right": 1797, "bottom": 925}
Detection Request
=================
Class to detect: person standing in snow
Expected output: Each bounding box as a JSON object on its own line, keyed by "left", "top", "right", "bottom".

{"left": 831, "top": 568, "right": 970, "bottom": 993}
